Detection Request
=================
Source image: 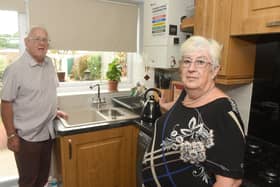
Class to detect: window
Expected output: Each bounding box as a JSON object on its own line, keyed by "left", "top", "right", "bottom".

{"left": 48, "top": 50, "right": 130, "bottom": 82}
{"left": 0, "top": 9, "right": 19, "bottom": 180}
{"left": 0, "top": 8, "right": 137, "bottom": 95}
{"left": 0, "top": 10, "right": 20, "bottom": 84}
{"left": 47, "top": 50, "right": 135, "bottom": 94}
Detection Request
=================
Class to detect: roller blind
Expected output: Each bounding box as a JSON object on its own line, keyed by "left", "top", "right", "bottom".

{"left": 0, "top": 0, "right": 25, "bottom": 12}
{"left": 28, "top": 0, "right": 138, "bottom": 52}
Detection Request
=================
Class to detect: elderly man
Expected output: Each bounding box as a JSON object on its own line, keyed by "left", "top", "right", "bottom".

{"left": 1, "top": 26, "right": 67, "bottom": 187}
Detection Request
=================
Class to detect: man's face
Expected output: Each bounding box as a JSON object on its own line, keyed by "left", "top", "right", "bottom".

{"left": 25, "top": 28, "right": 49, "bottom": 63}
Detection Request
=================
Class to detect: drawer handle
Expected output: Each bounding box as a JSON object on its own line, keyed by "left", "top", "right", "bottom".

{"left": 266, "top": 21, "right": 280, "bottom": 27}
{"left": 68, "top": 139, "right": 72, "bottom": 160}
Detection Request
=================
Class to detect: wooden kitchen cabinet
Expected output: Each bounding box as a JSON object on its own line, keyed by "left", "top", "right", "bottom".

{"left": 193, "top": 0, "right": 256, "bottom": 84}
{"left": 231, "top": 0, "right": 280, "bottom": 35}
{"left": 54, "top": 125, "right": 138, "bottom": 187}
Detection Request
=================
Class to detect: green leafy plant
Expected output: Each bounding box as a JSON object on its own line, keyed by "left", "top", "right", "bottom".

{"left": 87, "top": 55, "right": 102, "bottom": 80}
{"left": 71, "top": 55, "right": 88, "bottom": 80}
{"left": 106, "top": 58, "right": 122, "bottom": 82}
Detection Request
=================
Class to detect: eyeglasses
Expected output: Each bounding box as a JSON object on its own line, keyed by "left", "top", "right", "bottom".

{"left": 28, "top": 37, "right": 50, "bottom": 44}
{"left": 181, "top": 58, "right": 212, "bottom": 69}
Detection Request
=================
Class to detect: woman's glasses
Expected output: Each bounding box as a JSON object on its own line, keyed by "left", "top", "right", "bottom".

{"left": 182, "top": 58, "right": 212, "bottom": 69}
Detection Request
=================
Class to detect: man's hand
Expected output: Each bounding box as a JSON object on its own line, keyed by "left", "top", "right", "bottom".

{"left": 7, "top": 135, "right": 20, "bottom": 152}
{"left": 57, "top": 110, "right": 68, "bottom": 120}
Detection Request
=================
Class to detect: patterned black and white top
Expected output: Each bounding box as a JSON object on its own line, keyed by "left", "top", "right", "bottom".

{"left": 142, "top": 90, "right": 245, "bottom": 187}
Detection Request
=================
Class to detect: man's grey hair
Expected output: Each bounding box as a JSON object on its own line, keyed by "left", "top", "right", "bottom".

{"left": 25, "top": 26, "right": 49, "bottom": 38}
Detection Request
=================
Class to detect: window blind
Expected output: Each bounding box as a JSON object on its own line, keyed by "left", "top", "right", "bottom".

{"left": 0, "top": 0, "right": 25, "bottom": 12}
{"left": 28, "top": 0, "right": 138, "bottom": 52}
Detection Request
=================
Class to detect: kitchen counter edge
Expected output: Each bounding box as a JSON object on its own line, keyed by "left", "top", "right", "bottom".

{"left": 54, "top": 117, "right": 141, "bottom": 136}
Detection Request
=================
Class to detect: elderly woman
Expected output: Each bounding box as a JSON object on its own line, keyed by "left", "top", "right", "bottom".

{"left": 141, "top": 36, "right": 245, "bottom": 187}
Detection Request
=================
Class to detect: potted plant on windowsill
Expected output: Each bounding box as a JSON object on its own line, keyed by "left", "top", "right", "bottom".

{"left": 106, "top": 58, "right": 122, "bottom": 92}
{"left": 50, "top": 50, "right": 68, "bottom": 82}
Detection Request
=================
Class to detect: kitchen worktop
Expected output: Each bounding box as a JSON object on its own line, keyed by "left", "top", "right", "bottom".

{"left": 54, "top": 106, "right": 140, "bottom": 136}
{"left": 54, "top": 91, "right": 144, "bottom": 136}
{"left": 54, "top": 116, "right": 140, "bottom": 136}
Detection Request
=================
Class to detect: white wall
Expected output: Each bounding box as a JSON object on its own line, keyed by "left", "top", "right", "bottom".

{"left": 132, "top": 3, "right": 155, "bottom": 89}
{"left": 218, "top": 83, "right": 253, "bottom": 134}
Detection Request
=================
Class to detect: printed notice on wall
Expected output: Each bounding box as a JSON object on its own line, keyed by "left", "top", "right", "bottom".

{"left": 151, "top": 3, "right": 167, "bottom": 36}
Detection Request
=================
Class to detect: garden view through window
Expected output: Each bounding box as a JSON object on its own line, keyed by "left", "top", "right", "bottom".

{"left": 48, "top": 50, "right": 129, "bottom": 83}
{"left": 0, "top": 10, "right": 20, "bottom": 86}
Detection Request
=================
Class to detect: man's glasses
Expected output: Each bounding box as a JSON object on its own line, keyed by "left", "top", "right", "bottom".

{"left": 28, "top": 37, "right": 50, "bottom": 44}
{"left": 181, "top": 58, "right": 212, "bottom": 69}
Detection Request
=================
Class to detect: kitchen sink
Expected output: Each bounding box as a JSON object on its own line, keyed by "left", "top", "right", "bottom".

{"left": 56, "top": 106, "right": 139, "bottom": 129}
{"left": 98, "top": 108, "right": 124, "bottom": 119}
{"left": 60, "top": 109, "right": 107, "bottom": 127}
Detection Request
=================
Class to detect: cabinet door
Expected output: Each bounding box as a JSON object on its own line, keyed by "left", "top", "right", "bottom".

{"left": 58, "top": 125, "right": 136, "bottom": 187}
{"left": 231, "top": 0, "right": 280, "bottom": 35}
{"left": 195, "top": 0, "right": 256, "bottom": 84}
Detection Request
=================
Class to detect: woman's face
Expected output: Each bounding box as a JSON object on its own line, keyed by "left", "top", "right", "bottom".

{"left": 180, "top": 50, "right": 219, "bottom": 90}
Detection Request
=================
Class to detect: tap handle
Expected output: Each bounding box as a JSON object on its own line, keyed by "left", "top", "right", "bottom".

{"left": 97, "top": 84, "right": 100, "bottom": 98}
{"left": 89, "top": 84, "right": 101, "bottom": 98}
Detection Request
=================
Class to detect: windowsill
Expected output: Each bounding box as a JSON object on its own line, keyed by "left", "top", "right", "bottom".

{"left": 57, "top": 80, "right": 133, "bottom": 96}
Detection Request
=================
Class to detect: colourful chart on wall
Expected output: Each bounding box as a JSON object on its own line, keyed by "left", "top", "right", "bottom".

{"left": 151, "top": 3, "right": 167, "bottom": 36}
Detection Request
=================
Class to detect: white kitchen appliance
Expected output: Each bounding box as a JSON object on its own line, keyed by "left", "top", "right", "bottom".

{"left": 143, "top": 0, "right": 192, "bottom": 69}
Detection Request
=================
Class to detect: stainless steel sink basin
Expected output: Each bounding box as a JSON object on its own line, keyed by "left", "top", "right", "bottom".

{"left": 60, "top": 109, "right": 106, "bottom": 127}
{"left": 56, "top": 106, "right": 139, "bottom": 129}
{"left": 98, "top": 108, "right": 124, "bottom": 118}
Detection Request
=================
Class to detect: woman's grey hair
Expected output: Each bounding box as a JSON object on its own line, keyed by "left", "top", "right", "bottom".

{"left": 180, "top": 35, "right": 223, "bottom": 68}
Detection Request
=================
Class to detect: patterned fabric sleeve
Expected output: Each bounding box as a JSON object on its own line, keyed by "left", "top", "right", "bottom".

{"left": 206, "top": 98, "right": 245, "bottom": 179}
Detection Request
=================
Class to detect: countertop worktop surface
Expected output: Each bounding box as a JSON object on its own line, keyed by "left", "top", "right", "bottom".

{"left": 55, "top": 117, "right": 140, "bottom": 136}
{"left": 54, "top": 105, "right": 141, "bottom": 136}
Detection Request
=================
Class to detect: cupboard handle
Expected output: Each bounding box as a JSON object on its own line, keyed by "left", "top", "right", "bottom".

{"left": 68, "top": 139, "right": 72, "bottom": 160}
{"left": 266, "top": 21, "right": 280, "bottom": 27}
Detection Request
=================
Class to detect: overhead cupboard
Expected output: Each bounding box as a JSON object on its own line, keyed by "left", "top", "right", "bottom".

{"left": 191, "top": 0, "right": 256, "bottom": 85}
{"left": 231, "top": 0, "right": 280, "bottom": 35}
{"left": 180, "top": 0, "right": 280, "bottom": 85}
